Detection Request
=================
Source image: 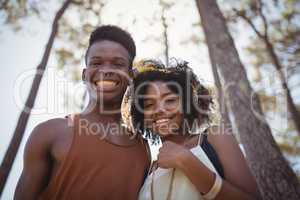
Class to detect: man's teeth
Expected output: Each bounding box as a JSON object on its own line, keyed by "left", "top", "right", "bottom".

{"left": 156, "top": 119, "right": 169, "bottom": 124}
{"left": 95, "top": 80, "right": 117, "bottom": 87}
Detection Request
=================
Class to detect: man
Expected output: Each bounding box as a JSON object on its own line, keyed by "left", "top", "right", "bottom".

{"left": 14, "top": 25, "right": 149, "bottom": 200}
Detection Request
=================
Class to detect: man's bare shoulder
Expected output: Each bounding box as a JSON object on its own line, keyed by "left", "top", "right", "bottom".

{"left": 29, "top": 117, "right": 72, "bottom": 146}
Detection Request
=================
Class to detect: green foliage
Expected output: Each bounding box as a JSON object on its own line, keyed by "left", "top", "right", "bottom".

{"left": 0, "top": 0, "right": 49, "bottom": 31}
{"left": 55, "top": 0, "right": 106, "bottom": 81}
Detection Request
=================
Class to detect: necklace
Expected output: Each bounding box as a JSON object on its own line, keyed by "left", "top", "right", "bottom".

{"left": 151, "top": 167, "right": 176, "bottom": 200}
{"left": 149, "top": 134, "right": 203, "bottom": 200}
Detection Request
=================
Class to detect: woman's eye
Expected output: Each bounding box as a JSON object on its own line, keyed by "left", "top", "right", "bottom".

{"left": 144, "top": 103, "right": 154, "bottom": 109}
{"left": 165, "top": 98, "right": 177, "bottom": 103}
{"left": 115, "top": 63, "right": 126, "bottom": 67}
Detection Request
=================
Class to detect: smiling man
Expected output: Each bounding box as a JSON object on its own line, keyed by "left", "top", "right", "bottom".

{"left": 14, "top": 25, "right": 149, "bottom": 200}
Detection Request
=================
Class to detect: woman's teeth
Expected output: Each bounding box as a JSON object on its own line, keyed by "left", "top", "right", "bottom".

{"left": 155, "top": 118, "right": 169, "bottom": 124}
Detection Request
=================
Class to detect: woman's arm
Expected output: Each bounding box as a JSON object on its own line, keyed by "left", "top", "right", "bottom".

{"left": 177, "top": 145, "right": 258, "bottom": 200}
{"left": 157, "top": 132, "right": 260, "bottom": 199}
{"left": 207, "top": 128, "right": 260, "bottom": 199}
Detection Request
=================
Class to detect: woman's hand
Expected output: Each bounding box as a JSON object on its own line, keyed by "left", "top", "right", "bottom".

{"left": 157, "top": 141, "right": 192, "bottom": 169}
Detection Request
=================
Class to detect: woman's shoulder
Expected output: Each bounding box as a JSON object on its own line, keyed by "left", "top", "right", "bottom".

{"left": 205, "top": 126, "right": 239, "bottom": 150}
{"left": 184, "top": 134, "right": 201, "bottom": 149}
{"left": 184, "top": 129, "right": 225, "bottom": 178}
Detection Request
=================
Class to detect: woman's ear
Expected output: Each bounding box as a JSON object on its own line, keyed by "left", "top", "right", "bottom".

{"left": 129, "top": 68, "right": 133, "bottom": 76}
{"left": 82, "top": 69, "right": 86, "bottom": 83}
{"left": 127, "top": 69, "right": 133, "bottom": 86}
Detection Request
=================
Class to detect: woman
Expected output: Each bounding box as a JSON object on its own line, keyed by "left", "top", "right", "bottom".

{"left": 122, "top": 59, "right": 260, "bottom": 200}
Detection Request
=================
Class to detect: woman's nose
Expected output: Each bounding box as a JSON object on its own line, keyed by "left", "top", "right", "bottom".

{"left": 155, "top": 102, "right": 167, "bottom": 115}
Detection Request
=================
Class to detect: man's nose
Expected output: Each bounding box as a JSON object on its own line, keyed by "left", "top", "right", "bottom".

{"left": 103, "top": 72, "right": 114, "bottom": 77}
{"left": 97, "top": 68, "right": 114, "bottom": 78}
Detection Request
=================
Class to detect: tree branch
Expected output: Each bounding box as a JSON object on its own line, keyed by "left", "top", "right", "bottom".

{"left": 235, "top": 1, "right": 300, "bottom": 137}
{"left": 0, "top": 0, "right": 72, "bottom": 196}
{"left": 256, "top": 0, "right": 269, "bottom": 39}
{"left": 233, "top": 8, "right": 265, "bottom": 40}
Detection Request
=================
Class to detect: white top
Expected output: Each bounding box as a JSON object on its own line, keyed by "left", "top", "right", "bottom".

{"left": 138, "top": 144, "right": 219, "bottom": 200}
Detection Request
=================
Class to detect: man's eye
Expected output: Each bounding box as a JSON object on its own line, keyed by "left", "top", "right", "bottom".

{"left": 90, "top": 64, "right": 103, "bottom": 68}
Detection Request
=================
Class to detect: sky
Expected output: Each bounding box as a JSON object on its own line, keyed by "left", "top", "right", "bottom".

{"left": 0, "top": 0, "right": 297, "bottom": 199}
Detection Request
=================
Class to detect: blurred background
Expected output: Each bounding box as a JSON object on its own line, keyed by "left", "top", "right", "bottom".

{"left": 0, "top": 0, "right": 299, "bottom": 199}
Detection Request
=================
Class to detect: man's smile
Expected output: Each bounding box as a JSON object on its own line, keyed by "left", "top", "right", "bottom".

{"left": 92, "top": 79, "right": 121, "bottom": 92}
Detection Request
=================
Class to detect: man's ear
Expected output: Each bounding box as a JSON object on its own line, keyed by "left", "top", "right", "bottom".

{"left": 82, "top": 69, "right": 86, "bottom": 83}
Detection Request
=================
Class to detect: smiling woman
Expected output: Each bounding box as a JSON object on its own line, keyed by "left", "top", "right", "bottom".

{"left": 131, "top": 60, "right": 212, "bottom": 137}
{"left": 127, "top": 59, "right": 260, "bottom": 200}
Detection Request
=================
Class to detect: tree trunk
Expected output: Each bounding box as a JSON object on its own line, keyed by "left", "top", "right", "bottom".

{"left": 161, "top": 8, "right": 169, "bottom": 66}
{"left": 0, "top": 0, "right": 72, "bottom": 196}
{"left": 159, "top": 0, "right": 169, "bottom": 66}
{"left": 195, "top": 0, "right": 300, "bottom": 199}
{"left": 210, "top": 52, "right": 233, "bottom": 136}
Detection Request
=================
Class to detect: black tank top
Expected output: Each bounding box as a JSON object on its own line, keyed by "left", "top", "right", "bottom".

{"left": 201, "top": 134, "right": 224, "bottom": 178}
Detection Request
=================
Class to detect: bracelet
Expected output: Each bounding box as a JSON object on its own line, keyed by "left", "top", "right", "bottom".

{"left": 203, "top": 173, "right": 223, "bottom": 200}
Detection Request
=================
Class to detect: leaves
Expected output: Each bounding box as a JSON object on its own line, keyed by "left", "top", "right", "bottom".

{"left": 0, "top": 0, "right": 47, "bottom": 27}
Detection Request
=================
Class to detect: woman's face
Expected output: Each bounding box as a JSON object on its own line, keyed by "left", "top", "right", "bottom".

{"left": 143, "top": 81, "right": 183, "bottom": 137}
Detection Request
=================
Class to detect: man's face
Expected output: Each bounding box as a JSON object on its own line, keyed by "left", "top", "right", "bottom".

{"left": 84, "top": 40, "right": 131, "bottom": 107}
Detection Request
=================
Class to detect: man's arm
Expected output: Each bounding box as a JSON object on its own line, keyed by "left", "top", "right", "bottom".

{"left": 14, "top": 122, "right": 53, "bottom": 200}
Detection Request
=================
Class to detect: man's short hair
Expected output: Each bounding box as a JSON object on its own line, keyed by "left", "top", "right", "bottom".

{"left": 85, "top": 25, "right": 136, "bottom": 67}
